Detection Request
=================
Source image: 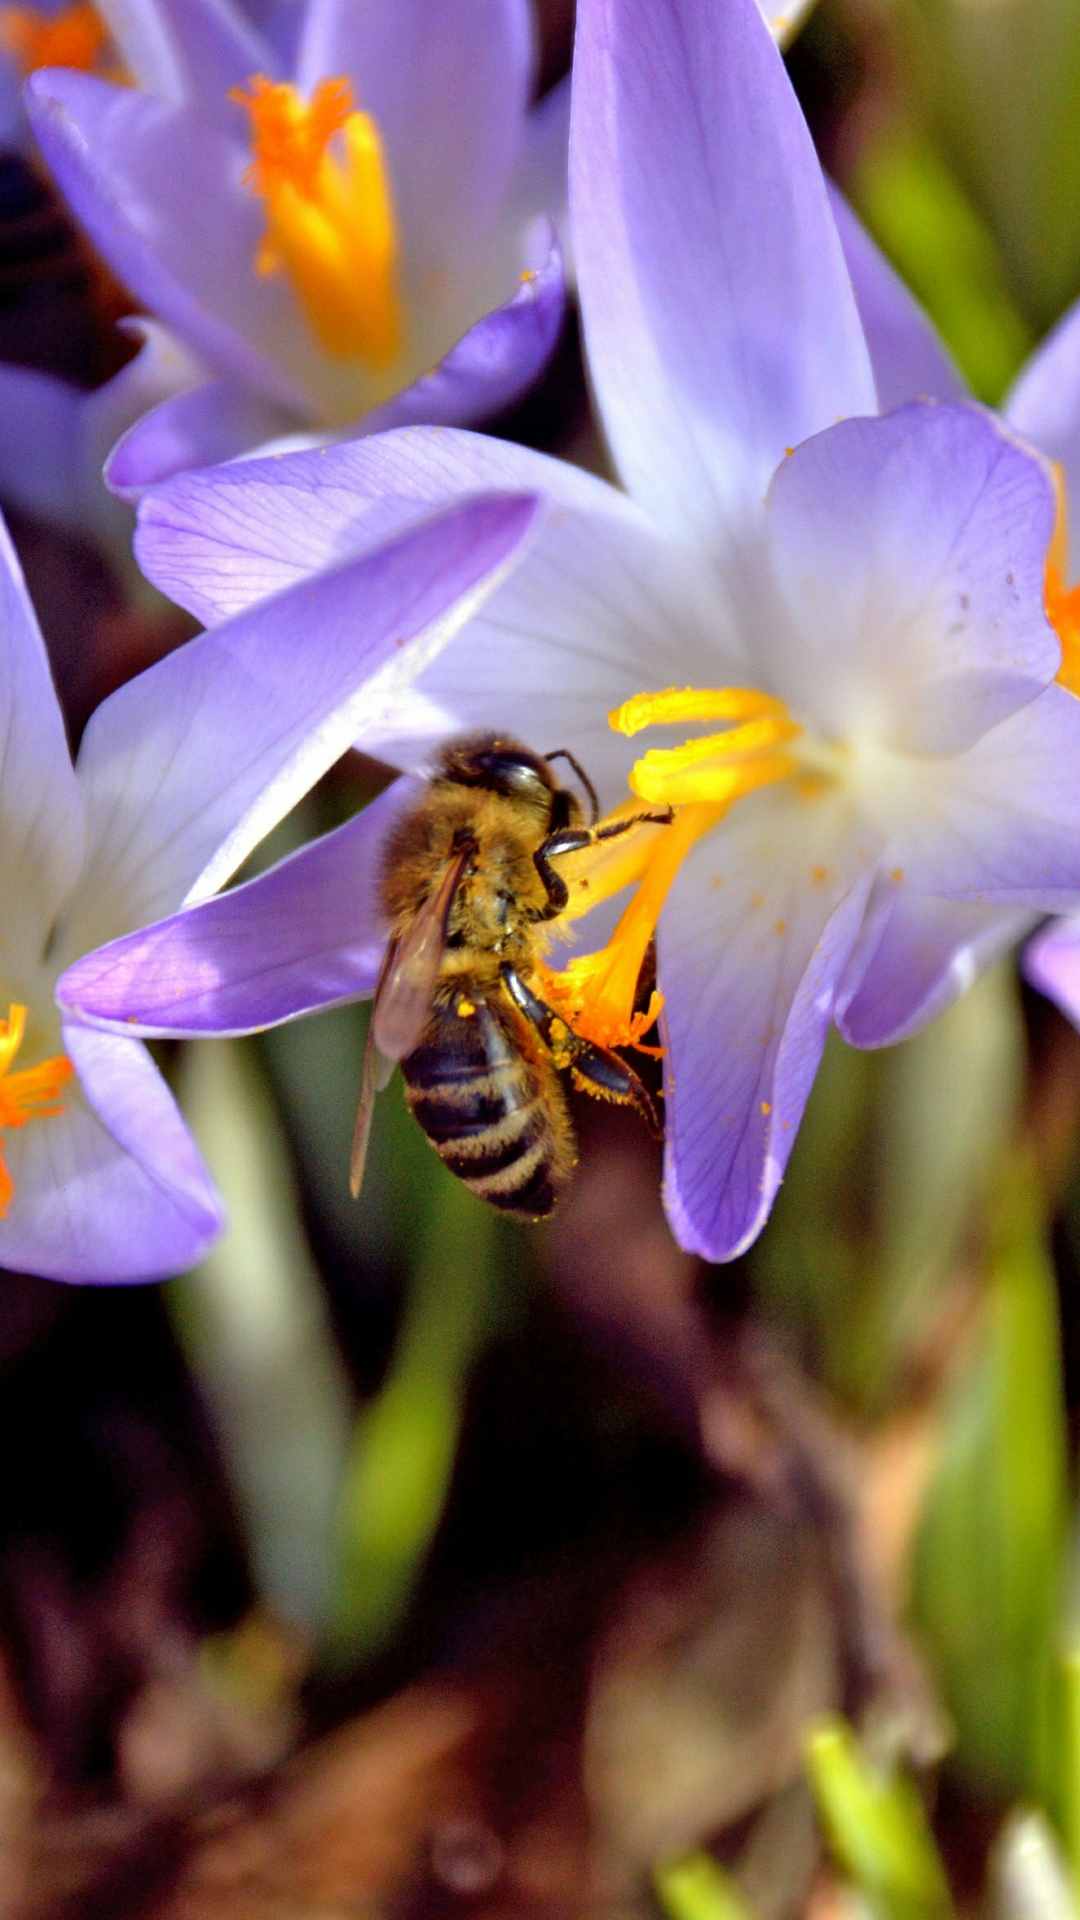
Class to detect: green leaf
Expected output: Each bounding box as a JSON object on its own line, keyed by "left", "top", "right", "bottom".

{"left": 653, "top": 1853, "right": 760, "bottom": 1920}
{"left": 911, "top": 1156, "right": 1068, "bottom": 1799}
{"left": 853, "top": 134, "right": 1033, "bottom": 400}
{"left": 327, "top": 1163, "right": 522, "bottom": 1665}
{"left": 805, "top": 1716, "right": 954, "bottom": 1919}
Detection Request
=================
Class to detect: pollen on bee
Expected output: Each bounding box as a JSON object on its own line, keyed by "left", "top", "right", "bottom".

{"left": 456, "top": 997, "right": 477, "bottom": 1018}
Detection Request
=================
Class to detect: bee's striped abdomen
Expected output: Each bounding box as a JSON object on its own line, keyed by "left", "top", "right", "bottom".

{"left": 401, "top": 996, "right": 573, "bottom": 1218}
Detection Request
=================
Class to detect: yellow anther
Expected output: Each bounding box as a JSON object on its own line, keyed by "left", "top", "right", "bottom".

{"left": 0, "top": 1003, "right": 73, "bottom": 1218}
{"left": 0, "top": 1, "right": 106, "bottom": 73}
{"left": 543, "top": 682, "right": 807, "bottom": 1055}
{"left": 231, "top": 73, "right": 402, "bottom": 369}
{"left": 609, "top": 685, "right": 788, "bottom": 738}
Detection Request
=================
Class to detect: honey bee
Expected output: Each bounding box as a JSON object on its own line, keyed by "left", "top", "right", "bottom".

{"left": 350, "top": 733, "right": 671, "bottom": 1219}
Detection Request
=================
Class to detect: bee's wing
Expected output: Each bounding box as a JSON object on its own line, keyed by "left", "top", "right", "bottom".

{"left": 349, "top": 847, "right": 471, "bottom": 1201}
{"left": 370, "top": 844, "right": 471, "bottom": 1062}
{"left": 348, "top": 977, "right": 397, "bottom": 1199}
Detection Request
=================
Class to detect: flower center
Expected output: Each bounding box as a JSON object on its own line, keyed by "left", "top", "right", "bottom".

{"left": 0, "top": 0, "right": 106, "bottom": 73}
{"left": 1045, "top": 465, "right": 1080, "bottom": 698}
{"left": 542, "top": 687, "right": 805, "bottom": 1052}
{"left": 0, "top": 1003, "right": 73, "bottom": 1217}
{"left": 231, "top": 73, "right": 403, "bottom": 369}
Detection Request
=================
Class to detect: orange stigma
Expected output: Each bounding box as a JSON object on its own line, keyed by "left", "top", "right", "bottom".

{"left": 0, "top": 2, "right": 106, "bottom": 74}
{"left": 1045, "top": 464, "right": 1080, "bottom": 698}
{"left": 542, "top": 687, "right": 804, "bottom": 1054}
{"left": 0, "top": 1004, "right": 73, "bottom": 1217}
{"left": 231, "top": 72, "right": 402, "bottom": 369}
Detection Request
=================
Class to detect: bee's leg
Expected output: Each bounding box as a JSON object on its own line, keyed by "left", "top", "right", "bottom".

{"left": 543, "top": 748, "right": 600, "bottom": 824}
{"left": 530, "top": 808, "right": 674, "bottom": 921}
{"left": 501, "top": 965, "right": 662, "bottom": 1136}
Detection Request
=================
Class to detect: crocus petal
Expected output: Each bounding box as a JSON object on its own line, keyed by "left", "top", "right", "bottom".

{"left": 505, "top": 78, "right": 571, "bottom": 270}
{"left": 835, "top": 886, "right": 1032, "bottom": 1047}
{"left": 828, "top": 187, "right": 966, "bottom": 411}
{"left": 0, "top": 1027, "right": 223, "bottom": 1283}
{"left": 27, "top": 71, "right": 309, "bottom": 413}
{"left": 570, "top": 0, "right": 874, "bottom": 553}
{"left": 1024, "top": 915, "right": 1080, "bottom": 1028}
{"left": 0, "top": 363, "right": 81, "bottom": 530}
{"left": 659, "top": 786, "right": 877, "bottom": 1262}
{"left": 0, "top": 325, "right": 203, "bottom": 561}
{"left": 134, "top": 423, "right": 672, "bottom": 623}
{"left": 765, "top": 402, "right": 1058, "bottom": 753}
{"left": 63, "top": 493, "right": 539, "bottom": 946}
{"left": 134, "top": 426, "right": 719, "bottom": 798}
{"left": 106, "top": 378, "right": 292, "bottom": 500}
{"left": 295, "top": 0, "right": 532, "bottom": 268}
{"left": 357, "top": 235, "right": 565, "bottom": 439}
{"left": 98, "top": 0, "right": 276, "bottom": 124}
{"left": 0, "top": 513, "right": 85, "bottom": 969}
{"left": 886, "top": 681, "right": 1080, "bottom": 908}
{"left": 58, "top": 778, "right": 416, "bottom": 1036}
{"left": 1006, "top": 297, "right": 1080, "bottom": 564}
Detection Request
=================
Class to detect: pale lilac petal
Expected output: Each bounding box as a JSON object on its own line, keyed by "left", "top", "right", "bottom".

{"left": 829, "top": 187, "right": 966, "bottom": 411}
{"left": 1006, "top": 298, "right": 1080, "bottom": 564}
{"left": 106, "top": 378, "right": 291, "bottom": 499}
{"left": 134, "top": 423, "right": 669, "bottom": 622}
{"left": 0, "top": 1028, "right": 223, "bottom": 1283}
{"left": 98, "top": 0, "right": 276, "bottom": 123}
{"left": 357, "top": 235, "right": 564, "bottom": 438}
{"left": 295, "top": 0, "right": 532, "bottom": 266}
{"left": 1024, "top": 915, "right": 1080, "bottom": 1027}
{"left": 134, "top": 426, "right": 716, "bottom": 802}
{"left": 505, "top": 77, "right": 570, "bottom": 265}
{"left": 886, "top": 682, "right": 1080, "bottom": 908}
{"left": 570, "top": 0, "right": 874, "bottom": 552}
{"left": 0, "top": 514, "right": 85, "bottom": 966}
{"left": 27, "top": 71, "right": 308, "bottom": 412}
{"left": 63, "top": 493, "right": 539, "bottom": 945}
{"left": 659, "top": 787, "right": 878, "bottom": 1262}
{"left": 835, "top": 886, "right": 1032, "bottom": 1047}
{"left": 765, "top": 402, "right": 1058, "bottom": 753}
{"left": 58, "top": 778, "right": 415, "bottom": 1036}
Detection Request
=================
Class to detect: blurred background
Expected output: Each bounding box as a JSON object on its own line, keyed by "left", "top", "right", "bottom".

{"left": 5, "top": 0, "right": 1080, "bottom": 1913}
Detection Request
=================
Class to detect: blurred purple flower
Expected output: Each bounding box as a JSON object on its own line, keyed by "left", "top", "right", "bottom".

{"left": 0, "top": 484, "right": 535, "bottom": 1281}
{"left": 25, "top": 0, "right": 567, "bottom": 494}
{"left": 58, "top": 0, "right": 1080, "bottom": 1263}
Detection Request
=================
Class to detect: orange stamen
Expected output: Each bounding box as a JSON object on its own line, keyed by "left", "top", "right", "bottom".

{"left": 1046, "top": 464, "right": 1080, "bottom": 698}
{"left": 0, "top": 1, "right": 106, "bottom": 73}
{"left": 230, "top": 73, "right": 402, "bottom": 368}
{"left": 0, "top": 1004, "right": 74, "bottom": 1218}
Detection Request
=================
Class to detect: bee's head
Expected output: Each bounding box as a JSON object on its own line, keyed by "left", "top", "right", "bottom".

{"left": 436, "top": 733, "right": 559, "bottom": 810}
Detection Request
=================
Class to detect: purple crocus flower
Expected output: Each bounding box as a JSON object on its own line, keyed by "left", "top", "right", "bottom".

{"left": 24, "top": 0, "right": 567, "bottom": 494}
{"left": 824, "top": 195, "right": 1080, "bottom": 1037}
{"left": 0, "top": 482, "right": 535, "bottom": 1282}
{"left": 57, "top": 0, "right": 1080, "bottom": 1263}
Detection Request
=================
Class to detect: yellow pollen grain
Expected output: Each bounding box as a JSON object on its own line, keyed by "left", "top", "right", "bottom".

{"left": 760, "top": 1100, "right": 772, "bottom": 1116}
{"left": 456, "top": 997, "right": 476, "bottom": 1018}
{"left": 749, "top": 891, "right": 764, "bottom": 910}
{"left": 0, "top": 1, "right": 106, "bottom": 73}
{"left": 890, "top": 867, "right": 905, "bottom": 884}
{"left": 773, "top": 919, "right": 787, "bottom": 936}
{"left": 810, "top": 864, "right": 828, "bottom": 885}
{"left": 231, "top": 72, "right": 403, "bottom": 369}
